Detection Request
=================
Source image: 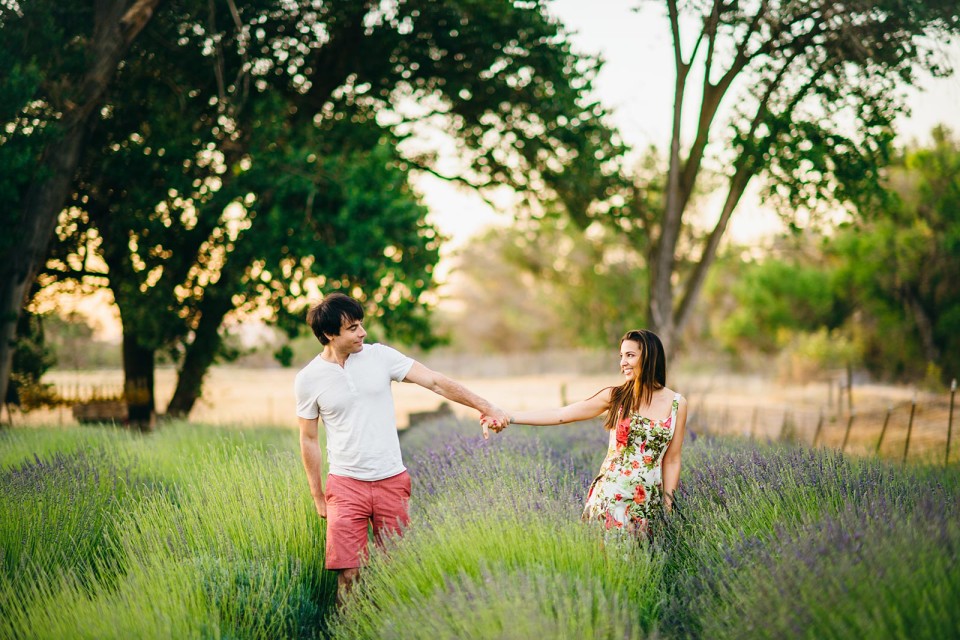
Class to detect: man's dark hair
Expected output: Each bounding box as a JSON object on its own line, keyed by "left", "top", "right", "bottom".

{"left": 307, "top": 293, "right": 364, "bottom": 345}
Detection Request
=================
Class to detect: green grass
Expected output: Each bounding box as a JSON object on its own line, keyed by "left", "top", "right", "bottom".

{"left": 1, "top": 422, "right": 337, "bottom": 639}
{"left": 331, "top": 434, "right": 662, "bottom": 639}
{"left": 2, "top": 420, "right": 958, "bottom": 639}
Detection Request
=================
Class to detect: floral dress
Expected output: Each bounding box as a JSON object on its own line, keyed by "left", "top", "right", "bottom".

{"left": 582, "top": 393, "right": 681, "bottom": 534}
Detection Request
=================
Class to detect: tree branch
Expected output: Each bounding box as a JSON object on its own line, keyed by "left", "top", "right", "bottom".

{"left": 208, "top": 0, "right": 227, "bottom": 109}
{"left": 652, "top": 0, "right": 694, "bottom": 334}
{"left": 405, "top": 159, "right": 499, "bottom": 211}
{"left": 701, "top": 0, "right": 722, "bottom": 85}
{"left": 677, "top": 0, "right": 772, "bottom": 215}
{"left": 667, "top": 0, "right": 684, "bottom": 68}
{"left": 41, "top": 264, "right": 110, "bottom": 281}
{"left": 674, "top": 59, "right": 830, "bottom": 332}
{"left": 672, "top": 159, "right": 752, "bottom": 332}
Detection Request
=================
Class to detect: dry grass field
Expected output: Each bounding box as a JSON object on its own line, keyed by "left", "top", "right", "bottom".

{"left": 9, "top": 360, "right": 958, "bottom": 464}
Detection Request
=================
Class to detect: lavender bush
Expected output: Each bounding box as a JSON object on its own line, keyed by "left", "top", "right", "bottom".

{"left": 0, "top": 449, "right": 137, "bottom": 604}
{"left": 699, "top": 491, "right": 960, "bottom": 638}
{"left": 2, "top": 417, "right": 957, "bottom": 639}
{"left": 658, "top": 437, "right": 960, "bottom": 638}
{"left": 1, "top": 423, "right": 337, "bottom": 639}
{"left": 333, "top": 421, "right": 665, "bottom": 639}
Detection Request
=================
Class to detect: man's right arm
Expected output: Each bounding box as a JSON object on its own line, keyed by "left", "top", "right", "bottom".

{"left": 299, "top": 417, "right": 326, "bottom": 518}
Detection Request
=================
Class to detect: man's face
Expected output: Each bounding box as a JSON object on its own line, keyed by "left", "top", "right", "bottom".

{"left": 326, "top": 316, "right": 366, "bottom": 353}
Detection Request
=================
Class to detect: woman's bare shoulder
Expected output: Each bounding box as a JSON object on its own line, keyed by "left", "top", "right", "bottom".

{"left": 659, "top": 387, "right": 686, "bottom": 403}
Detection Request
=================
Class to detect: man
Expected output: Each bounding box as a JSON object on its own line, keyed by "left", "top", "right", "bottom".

{"left": 295, "top": 292, "right": 510, "bottom": 604}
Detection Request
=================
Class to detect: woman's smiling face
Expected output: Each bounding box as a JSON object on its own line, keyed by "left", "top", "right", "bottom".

{"left": 620, "top": 339, "right": 641, "bottom": 380}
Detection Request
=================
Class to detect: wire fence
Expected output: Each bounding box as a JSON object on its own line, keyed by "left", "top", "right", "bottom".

{"left": 5, "top": 362, "right": 957, "bottom": 467}
{"left": 687, "top": 378, "right": 958, "bottom": 466}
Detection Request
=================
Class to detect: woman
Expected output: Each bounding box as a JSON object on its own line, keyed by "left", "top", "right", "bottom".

{"left": 484, "top": 330, "right": 687, "bottom": 535}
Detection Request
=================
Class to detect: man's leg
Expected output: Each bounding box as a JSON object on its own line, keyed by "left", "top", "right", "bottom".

{"left": 324, "top": 475, "right": 372, "bottom": 606}
{"left": 337, "top": 567, "right": 361, "bottom": 606}
{"left": 371, "top": 470, "right": 412, "bottom": 547}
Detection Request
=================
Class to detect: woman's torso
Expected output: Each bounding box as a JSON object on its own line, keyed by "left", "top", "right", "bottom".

{"left": 601, "top": 388, "right": 680, "bottom": 486}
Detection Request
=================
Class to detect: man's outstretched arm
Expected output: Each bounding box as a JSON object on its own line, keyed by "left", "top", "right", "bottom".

{"left": 402, "top": 362, "right": 510, "bottom": 439}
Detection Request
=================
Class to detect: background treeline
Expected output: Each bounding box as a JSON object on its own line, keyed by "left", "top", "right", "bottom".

{"left": 437, "top": 127, "right": 960, "bottom": 386}
{"left": 4, "top": 0, "right": 960, "bottom": 423}
{"left": 18, "top": 125, "right": 960, "bottom": 390}
{"left": 2, "top": 0, "right": 622, "bottom": 422}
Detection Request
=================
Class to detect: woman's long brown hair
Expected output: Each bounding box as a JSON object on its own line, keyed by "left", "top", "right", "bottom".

{"left": 602, "top": 330, "right": 666, "bottom": 431}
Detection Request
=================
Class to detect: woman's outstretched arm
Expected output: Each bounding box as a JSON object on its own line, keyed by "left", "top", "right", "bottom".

{"left": 661, "top": 396, "right": 688, "bottom": 512}
{"left": 507, "top": 387, "right": 613, "bottom": 426}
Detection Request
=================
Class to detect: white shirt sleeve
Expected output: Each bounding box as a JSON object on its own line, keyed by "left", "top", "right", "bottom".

{"left": 294, "top": 370, "right": 320, "bottom": 419}
{"left": 376, "top": 344, "right": 415, "bottom": 382}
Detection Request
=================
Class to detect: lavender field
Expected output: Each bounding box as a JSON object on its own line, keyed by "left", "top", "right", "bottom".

{"left": 2, "top": 419, "right": 959, "bottom": 639}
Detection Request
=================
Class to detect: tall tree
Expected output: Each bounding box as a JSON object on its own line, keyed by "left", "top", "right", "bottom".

{"left": 41, "top": 0, "right": 624, "bottom": 422}
{"left": 0, "top": 0, "right": 161, "bottom": 408}
{"left": 570, "top": 0, "right": 959, "bottom": 352}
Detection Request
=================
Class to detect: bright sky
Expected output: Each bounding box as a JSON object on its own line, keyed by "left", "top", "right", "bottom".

{"left": 423, "top": 0, "right": 960, "bottom": 250}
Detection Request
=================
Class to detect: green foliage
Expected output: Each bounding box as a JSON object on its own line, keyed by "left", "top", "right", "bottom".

{"left": 5, "top": 311, "right": 57, "bottom": 410}
{"left": 714, "top": 257, "right": 844, "bottom": 353}
{"left": 828, "top": 126, "right": 960, "bottom": 380}
{"left": 774, "top": 327, "right": 862, "bottom": 383}
{"left": 7, "top": 0, "right": 624, "bottom": 413}
{"left": 0, "top": 423, "right": 337, "bottom": 639}
{"left": 700, "top": 126, "right": 960, "bottom": 383}
{"left": 3, "top": 421, "right": 959, "bottom": 638}
{"left": 0, "top": 2, "right": 75, "bottom": 260}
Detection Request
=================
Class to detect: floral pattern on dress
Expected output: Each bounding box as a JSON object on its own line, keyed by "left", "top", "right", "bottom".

{"left": 582, "top": 393, "right": 680, "bottom": 535}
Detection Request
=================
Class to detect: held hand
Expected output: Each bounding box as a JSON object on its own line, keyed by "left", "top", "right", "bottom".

{"left": 480, "top": 411, "right": 510, "bottom": 434}
{"left": 489, "top": 407, "right": 511, "bottom": 432}
{"left": 479, "top": 414, "right": 496, "bottom": 436}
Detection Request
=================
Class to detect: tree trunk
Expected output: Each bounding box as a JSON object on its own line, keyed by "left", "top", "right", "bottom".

{"left": 122, "top": 330, "right": 156, "bottom": 430}
{"left": 166, "top": 253, "right": 247, "bottom": 419}
{"left": 165, "top": 297, "right": 233, "bottom": 419}
{"left": 0, "top": 0, "right": 162, "bottom": 405}
{"left": 905, "top": 293, "right": 939, "bottom": 364}
{"left": 0, "top": 123, "right": 93, "bottom": 416}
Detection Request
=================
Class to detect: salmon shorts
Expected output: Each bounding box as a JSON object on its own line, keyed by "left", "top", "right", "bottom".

{"left": 324, "top": 470, "right": 412, "bottom": 570}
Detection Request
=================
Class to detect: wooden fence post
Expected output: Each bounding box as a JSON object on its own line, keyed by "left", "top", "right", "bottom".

{"left": 841, "top": 411, "right": 855, "bottom": 453}
{"left": 846, "top": 362, "right": 854, "bottom": 415}
{"left": 902, "top": 395, "right": 917, "bottom": 465}
{"left": 812, "top": 410, "right": 824, "bottom": 448}
{"left": 875, "top": 405, "right": 893, "bottom": 456}
{"left": 779, "top": 407, "right": 792, "bottom": 441}
{"left": 947, "top": 379, "right": 956, "bottom": 466}
{"left": 750, "top": 406, "right": 758, "bottom": 440}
